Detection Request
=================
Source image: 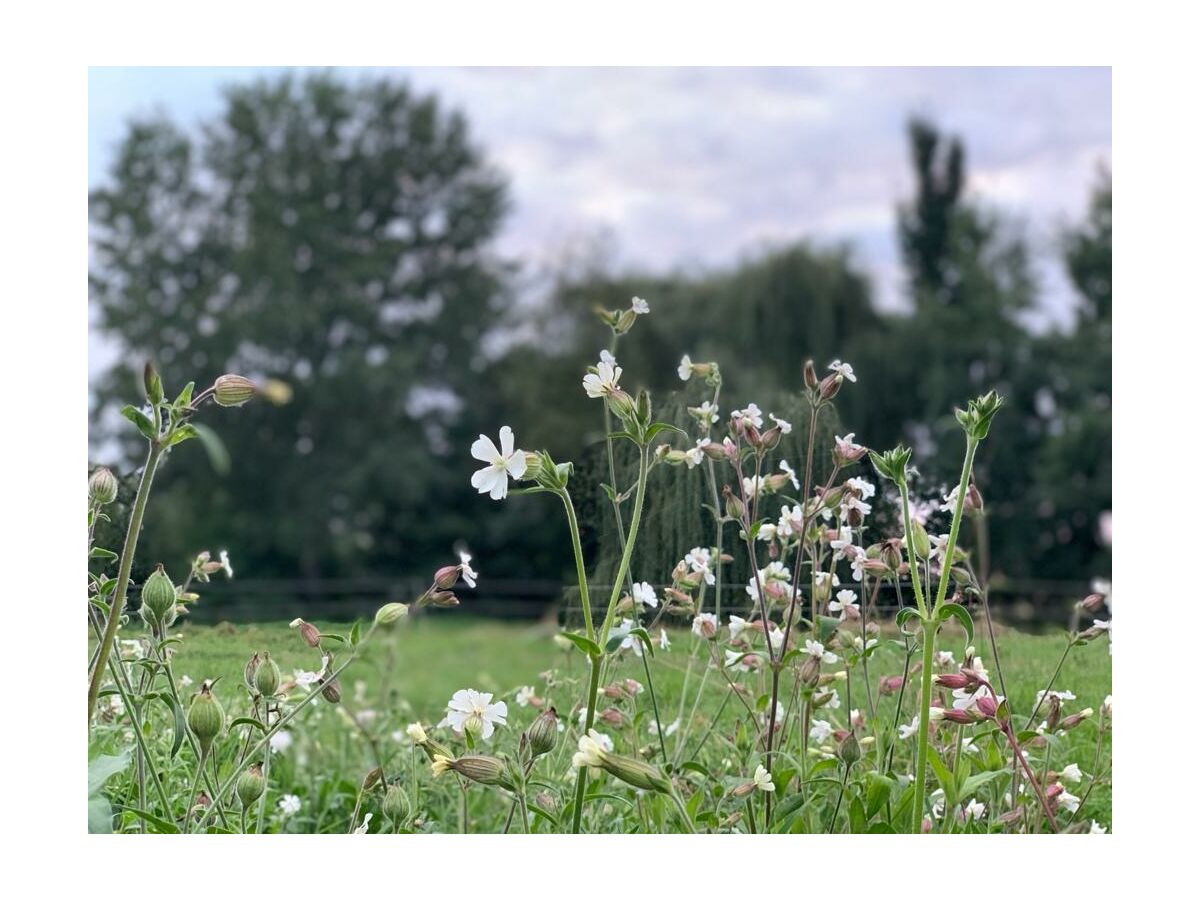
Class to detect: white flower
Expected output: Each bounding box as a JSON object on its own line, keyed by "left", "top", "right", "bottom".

{"left": 352, "top": 812, "right": 373, "bottom": 834}
{"left": 728, "top": 615, "right": 749, "bottom": 641}
{"left": 935, "top": 650, "right": 956, "bottom": 667}
{"left": 470, "top": 426, "right": 527, "bottom": 500}
{"left": 1058, "top": 790, "right": 1082, "bottom": 814}
{"left": 853, "top": 636, "right": 878, "bottom": 653}
{"left": 439, "top": 688, "right": 508, "bottom": 740}
{"left": 583, "top": 358, "right": 623, "bottom": 399}
{"left": 779, "top": 459, "right": 799, "bottom": 490}
{"left": 769, "top": 414, "right": 792, "bottom": 434}
{"left": 732, "top": 403, "right": 764, "bottom": 429}
{"left": 724, "top": 649, "right": 754, "bottom": 672}
{"left": 458, "top": 550, "right": 478, "bottom": 588}
{"left": 1034, "top": 688, "right": 1076, "bottom": 709}
{"left": 649, "top": 718, "right": 680, "bottom": 737}
{"left": 684, "top": 445, "right": 704, "bottom": 468}
{"left": 515, "top": 686, "right": 536, "bottom": 708}
{"left": 179, "top": 674, "right": 193, "bottom": 687}
{"left": 684, "top": 547, "right": 716, "bottom": 585}
{"left": 845, "top": 476, "right": 875, "bottom": 500}
{"left": 828, "top": 360, "right": 856, "bottom": 382}
{"left": 632, "top": 581, "right": 659, "bottom": 609}
{"left": 804, "top": 639, "right": 838, "bottom": 664}
{"left": 834, "top": 433, "right": 865, "bottom": 458}
{"left": 961, "top": 798, "right": 987, "bottom": 822}
{"left": 572, "top": 729, "right": 610, "bottom": 770}
{"left": 809, "top": 719, "right": 835, "bottom": 744}
{"left": 829, "top": 589, "right": 859, "bottom": 621}
{"left": 269, "top": 730, "right": 293, "bottom": 754}
{"left": 616, "top": 619, "right": 644, "bottom": 657}
{"left": 631, "top": 296, "right": 650, "bottom": 315}
{"left": 742, "top": 475, "right": 765, "bottom": 498}
{"left": 600, "top": 349, "right": 616, "bottom": 366}
{"left": 406, "top": 722, "right": 428, "bottom": 743}
{"left": 1089, "top": 820, "right": 1108, "bottom": 834}
{"left": 658, "top": 628, "right": 671, "bottom": 651}
{"left": 691, "top": 400, "right": 719, "bottom": 425}
{"left": 1102, "top": 694, "right": 1112, "bottom": 717}
{"left": 1061, "top": 763, "right": 1084, "bottom": 783}
{"left": 219, "top": 550, "right": 234, "bottom": 578}
{"left": 897, "top": 715, "right": 921, "bottom": 740}
{"left": 1092, "top": 618, "right": 1110, "bottom": 631}
{"left": 758, "top": 523, "right": 778, "bottom": 542}
{"left": 278, "top": 794, "right": 301, "bottom": 816}
{"left": 678, "top": 354, "right": 694, "bottom": 381}
{"left": 753, "top": 764, "right": 776, "bottom": 792}
{"left": 692, "top": 612, "right": 719, "bottom": 639}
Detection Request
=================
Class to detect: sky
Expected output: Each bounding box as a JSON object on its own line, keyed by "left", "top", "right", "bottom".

{"left": 88, "top": 67, "right": 1111, "bottom": 375}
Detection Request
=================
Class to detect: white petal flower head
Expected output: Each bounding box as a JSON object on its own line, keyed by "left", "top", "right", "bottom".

{"left": 1058, "top": 790, "right": 1082, "bottom": 814}
{"left": 897, "top": 714, "right": 921, "bottom": 740}
{"left": 353, "top": 812, "right": 373, "bottom": 834}
{"left": 962, "top": 798, "right": 987, "bottom": 822}
{"left": 1061, "top": 762, "right": 1084, "bottom": 783}
{"left": 572, "top": 729, "right": 610, "bottom": 770}
{"left": 678, "top": 354, "right": 693, "bottom": 381}
{"left": 270, "top": 730, "right": 293, "bottom": 753}
{"left": 779, "top": 459, "right": 799, "bottom": 490}
{"left": 828, "top": 360, "right": 856, "bottom": 382}
{"left": 829, "top": 589, "right": 859, "bottom": 621}
{"left": 458, "top": 550, "right": 479, "bottom": 588}
{"left": 753, "top": 764, "right": 776, "bottom": 793}
{"left": 631, "top": 296, "right": 650, "bottom": 315}
{"left": 278, "top": 794, "right": 301, "bottom": 816}
{"left": 600, "top": 349, "right": 617, "bottom": 366}
{"left": 515, "top": 686, "right": 536, "bottom": 708}
{"left": 1089, "top": 820, "right": 1108, "bottom": 835}
{"left": 470, "top": 426, "right": 527, "bottom": 500}
{"left": 809, "top": 719, "right": 835, "bottom": 744}
{"left": 728, "top": 615, "right": 748, "bottom": 641}
{"left": 769, "top": 414, "right": 793, "bottom": 434}
{"left": 631, "top": 581, "right": 659, "bottom": 609}
{"left": 439, "top": 688, "right": 508, "bottom": 740}
{"left": 805, "top": 639, "right": 838, "bottom": 665}
{"left": 692, "top": 612, "right": 719, "bottom": 639}
{"left": 658, "top": 628, "right": 671, "bottom": 651}
{"left": 219, "top": 550, "right": 234, "bottom": 578}
{"left": 583, "top": 358, "right": 623, "bottom": 399}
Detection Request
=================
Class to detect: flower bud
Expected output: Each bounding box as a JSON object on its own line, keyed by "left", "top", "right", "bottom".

{"left": 723, "top": 484, "right": 744, "bottom": 521}
{"left": 88, "top": 467, "right": 119, "bottom": 506}
{"left": 254, "top": 652, "right": 281, "bottom": 698}
{"left": 434, "top": 565, "right": 460, "bottom": 590}
{"left": 804, "top": 359, "right": 819, "bottom": 391}
{"left": 362, "top": 766, "right": 384, "bottom": 792}
{"left": 236, "top": 763, "right": 265, "bottom": 808}
{"left": 1078, "top": 593, "right": 1107, "bottom": 615}
{"left": 140, "top": 565, "right": 177, "bottom": 626}
{"left": 602, "top": 754, "right": 673, "bottom": 794}
{"left": 320, "top": 676, "right": 342, "bottom": 704}
{"left": 838, "top": 733, "right": 861, "bottom": 766}
{"left": 374, "top": 602, "right": 409, "bottom": 626}
{"left": 289, "top": 618, "right": 322, "bottom": 648}
{"left": 143, "top": 361, "right": 163, "bottom": 405}
{"left": 444, "top": 754, "right": 513, "bottom": 788}
{"left": 525, "top": 707, "right": 560, "bottom": 758}
{"left": 878, "top": 674, "right": 904, "bottom": 695}
{"left": 212, "top": 374, "right": 257, "bottom": 407}
{"left": 383, "top": 784, "right": 410, "bottom": 821}
{"left": 911, "top": 519, "right": 931, "bottom": 559}
{"left": 187, "top": 682, "right": 225, "bottom": 751}
{"left": 1058, "top": 708, "right": 1093, "bottom": 731}
{"left": 818, "top": 373, "right": 842, "bottom": 401}
{"left": 965, "top": 483, "right": 984, "bottom": 515}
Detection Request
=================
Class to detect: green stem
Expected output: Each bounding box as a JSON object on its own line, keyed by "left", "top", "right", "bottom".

{"left": 88, "top": 443, "right": 163, "bottom": 726}
{"left": 932, "top": 438, "right": 978, "bottom": 612}
{"left": 570, "top": 657, "right": 604, "bottom": 833}
{"left": 561, "top": 491, "right": 595, "bottom": 641}
{"left": 911, "top": 619, "right": 937, "bottom": 834}
{"left": 670, "top": 789, "right": 697, "bottom": 833}
{"left": 897, "top": 479, "right": 928, "bottom": 617}
{"left": 597, "top": 446, "right": 651, "bottom": 647}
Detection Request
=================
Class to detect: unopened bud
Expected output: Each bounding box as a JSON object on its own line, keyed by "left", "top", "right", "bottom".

{"left": 140, "top": 565, "right": 177, "bottom": 627}
{"left": 803, "top": 360, "right": 819, "bottom": 391}
{"left": 212, "top": 374, "right": 257, "bottom": 407}
{"left": 254, "top": 651, "right": 281, "bottom": 698}
{"left": 236, "top": 763, "right": 266, "bottom": 808}
{"left": 1059, "top": 708, "right": 1093, "bottom": 731}
{"left": 374, "top": 602, "right": 409, "bottom": 626}
{"left": 525, "top": 707, "right": 559, "bottom": 758}
{"left": 187, "top": 682, "right": 225, "bottom": 750}
{"left": 434, "top": 565, "right": 460, "bottom": 590}
{"left": 818, "top": 373, "right": 842, "bottom": 401}
{"left": 448, "top": 754, "right": 512, "bottom": 788}
{"left": 383, "top": 784, "right": 410, "bottom": 821}
{"left": 289, "top": 618, "right": 322, "bottom": 648}
{"left": 89, "top": 467, "right": 119, "bottom": 506}
{"left": 243, "top": 652, "right": 261, "bottom": 693}
{"left": 602, "top": 754, "right": 672, "bottom": 794}
{"left": 878, "top": 674, "right": 904, "bottom": 696}
{"left": 838, "top": 733, "right": 861, "bottom": 766}
{"left": 143, "top": 361, "right": 163, "bottom": 405}
{"left": 1079, "top": 593, "right": 1107, "bottom": 615}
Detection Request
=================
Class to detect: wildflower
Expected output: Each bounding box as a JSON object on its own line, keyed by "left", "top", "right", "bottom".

{"left": 804, "top": 639, "right": 838, "bottom": 665}
{"left": 828, "top": 360, "right": 856, "bottom": 382}
{"left": 961, "top": 798, "right": 987, "bottom": 822}
{"left": 439, "top": 688, "right": 508, "bottom": 740}
{"left": 269, "top": 730, "right": 294, "bottom": 755}
{"left": 615, "top": 619, "right": 644, "bottom": 657}
{"left": 179, "top": 674, "right": 193, "bottom": 687}
{"left": 583, "top": 358, "right": 623, "bottom": 399}
{"left": 939, "top": 485, "right": 960, "bottom": 513}
{"left": 852, "top": 636, "right": 878, "bottom": 653}
{"left": 935, "top": 650, "right": 956, "bottom": 667}
{"left": 724, "top": 649, "right": 756, "bottom": 672}
{"left": 458, "top": 551, "right": 478, "bottom": 588}
{"left": 833, "top": 433, "right": 867, "bottom": 464}
{"left": 290, "top": 617, "right": 322, "bottom": 648}
{"left": 1089, "top": 820, "right": 1108, "bottom": 834}
{"left": 470, "top": 426, "right": 528, "bottom": 500}
{"left": 1102, "top": 695, "right": 1113, "bottom": 718}
{"left": 728, "top": 615, "right": 749, "bottom": 641}
{"left": 732, "top": 402, "right": 765, "bottom": 430}
{"left": 692, "top": 613, "right": 719, "bottom": 639}
{"left": 515, "top": 686, "right": 537, "bottom": 708}
{"left": 1060, "top": 763, "right": 1084, "bottom": 783}
{"left": 758, "top": 523, "right": 778, "bottom": 542}
{"left": 1035, "top": 688, "right": 1077, "bottom": 709}
{"left": 683, "top": 445, "right": 704, "bottom": 468}
{"left": 352, "top": 812, "right": 373, "bottom": 834}
{"left": 829, "top": 589, "right": 859, "bottom": 621}
{"left": 658, "top": 628, "right": 671, "bottom": 651}
{"left": 631, "top": 296, "right": 650, "bottom": 315}
{"left": 678, "top": 354, "right": 694, "bottom": 381}
{"left": 632, "top": 581, "right": 659, "bottom": 609}
{"left": 897, "top": 715, "right": 921, "bottom": 740}
{"left": 809, "top": 719, "right": 835, "bottom": 744}
{"left": 753, "top": 765, "right": 776, "bottom": 793}
{"left": 600, "top": 349, "right": 617, "bottom": 366}
{"left": 779, "top": 459, "right": 800, "bottom": 490}
{"left": 278, "top": 794, "right": 301, "bottom": 817}
{"left": 219, "top": 550, "right": 234, "bottom": 578}
{"left": 1058, "top": 790, "right": 1082, "bottom": 814}
{"left": 684, "top": 547, "right": 716, "bottom": 585}
{"left": 769, "top": 414, "right": 793, "bottom": 434}
{"left": 689, "top": 400, "right": 719, "bottom": 426}
{"left": 406, "top": 722, "right": 428, "bottom": 743}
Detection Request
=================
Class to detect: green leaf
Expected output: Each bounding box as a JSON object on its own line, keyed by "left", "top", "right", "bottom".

{"left": 848, "top": 795, "right": 868, "bottom": 833}
{"left": 89, "top": 547, "right": 119, "bottom": 562}
{"left": 864, "top": 772, "right": 894, "bottom": 819}
{"left": 174, "top": 381, "right": 195, "bottom": 408}
{"left": 937, "top": 602, "right": 974, "bottom": 645}
{"left": 642, "top": 421, "right": 686, "bottom": 442}
{"left": 88, "top": 751, "right": 132, "bottom": 834}
{"left": 350, "top": 619, "right": 362, "bottom": 647}
{"left": 559, "top": 631, "right": 602, "bottom": 659}
{"left": 165, "top": 423, "right": 199, "bottom": 447}
{"left": 123, "top": 806, "right": 181, "bottom": 834}
{"left": 120, "top": 405, "right": 157, "bottom": 440}
{"left": 230, "top": 716, "right": 268, "bottom": 733}
{"left": 896, "top": 607, "right": 923, "bottom": 633}
{"left": 190, "top": 422, "right": 231, "bottom": 475}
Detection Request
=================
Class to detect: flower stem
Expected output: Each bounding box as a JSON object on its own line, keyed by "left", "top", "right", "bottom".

{"left": 932, "top": 438, "right": 979, "bottom": 612}
{"left": 88, "top": 443, "right": 163, "bottom": 726}
{"left": 911, "top": 618, "right": 937, "bottom": 834}
{"left": 560, "top": 491, "right": 594, "bottom": 641}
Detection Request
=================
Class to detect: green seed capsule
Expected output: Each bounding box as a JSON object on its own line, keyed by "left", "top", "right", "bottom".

{"left": 141, "top": 565, "right": 177, "bottom": 625}
{"left": 88, "top": 467, "right": 119, "bottom": 506}
{"left": 187, "top": 682, "right": 225, "bottom": 750}
{"left": 525, "top": 708, "right": 559, "bottom": 758}
{"left": 254, "top": 652, "right": 280, "bottom": 698}
{"left": 212, "top": 373, "right": 257, "bottom": 407}
{"left": 382, "top": 784, "right": 410, "bottom": 821}
{"left": 237, "top": 763, "right": 265, "bottom": 808}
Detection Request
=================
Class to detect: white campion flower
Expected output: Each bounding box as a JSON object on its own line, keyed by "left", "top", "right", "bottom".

{"left": 935, "top": 650, "right": 957, "bottom": 667}
{"left": 684, "top": 445, "right": 704, "bottom": 468}
{"left": 600, "top": 349, "right": 617, "bottom": 366}
{"left": 631, "top": 296, "right": 650, "bottom": 315}
{"left": 615, "top": 619, "right": 644, "bottom": 657}
{"left": 757, "top": 523, "right": 778, "bottom": 542}
{"left": 691, "top": 400, "right": 719, "bottom": 425}
{"left": 961, "top": 798, "right": 987, "bottom": 822}
{"left": 470, "top": 426, "right": 527, "bottom": 500}
{"left": 779, "top": 459, "right": 799, "bottom": 490}
{"left": 270, "top": 730, "right": 294, "bottom": 754}
{"left": 809, "top": 719, "right": 835, "bottom": 744}
{"left": 658, "top": 628, "right": 671, "bottom": 651}
{"left": 278, "top": 794, "right": 301, "bottom": 816}
{"left": 1060, "top": 763, "right": 1084, "bottom": 783}
{"left": 829, "top": 589, "right": 859, "bottom": 621}
{"left": 724, "top": 649, "right": 754, "bottom": 672}
{"left": 572, "top": 729, "right": 610, "bottom": 771}
{"left": 897, "top": 715, "right": 921, "bottom": 740}
{"left": 439, "top": 688, "right": 508, "bottom": 740}
{"left": 406, "top": 722, "right": 428, "bottom": 743}
{"left": 1058, "top": 790, "right": 1082, "bottom": 813}
{"left": 692, "top": 612, "right": 719, "bottom": 639}
{"left": 678, "top": 354, "right": 694, "bottom": 381}
{"left": 1089, "top": 820, "right": 1108, "bottom": 834}
{"left": 353, "top": 812, "right": 373, "bottom": 834}
{"left": 853, "top": 636, "right": 878, "bottom": 653}
{"left": 684, "top": 547, "right": 716, "bottom": 585}
{"left": 753, "top": 765, "right": 776, "bottom": 793}
{"left": 649, "top": 718, "right": 680, "bottom": 737}
{"left": 845, "top": 476, "right": 876, "bottom": 500}
{"left": 742, "top": 475, "right": 766, "bottom": 499}
{"left": 728, "top": 615, "right": 749, "bottom": 641}
{"left": 515, "top": 686, "right": 536, "bottom": 708}
{"left": 1102, "top": 694, "right": 1112, "bottom": 717}
{"left": 732, "top": 403, "right": 764, "bottom": 429}
{"left": 219, "top": 550, "right": 234, "bottom": 578}
{"left": 583, "top": 358, "right": 623, "bottom": 399}
{"left": 834, "top": 433, "right": 865, "bottom": 458}
{"left": 804, "top": 639, "right": 838, "bottom": 665}
{"left": 458, "top": 550, "right": 479, "bottom": 588}
{"left": 631, "top": 581, "right": 659, "bottom": 609}
{"left": 769, "top": 414, "right": 792, "bottom": 434}
{"left": 179, "top": 674, "right": 193, "bottom": 687}
{"left": 828, "top": 360, "right": 856, "bottom": 382}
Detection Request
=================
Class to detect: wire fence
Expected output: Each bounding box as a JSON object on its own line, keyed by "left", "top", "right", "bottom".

{"left": 182, "top": 575, "right": 1095, "bottom": 631}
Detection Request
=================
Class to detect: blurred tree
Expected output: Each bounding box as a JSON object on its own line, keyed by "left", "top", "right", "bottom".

{"left": 90, "top": 73, "right": 512, "bottom": 582}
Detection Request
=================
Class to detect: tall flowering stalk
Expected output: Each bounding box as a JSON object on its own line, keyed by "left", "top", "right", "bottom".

{"left": 872, "top": 391, "right": 1003, "bottom": 833}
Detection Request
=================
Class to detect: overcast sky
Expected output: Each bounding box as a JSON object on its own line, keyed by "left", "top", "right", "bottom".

{"left": 89, "top": 67, "right": 1111, "bottom": 374}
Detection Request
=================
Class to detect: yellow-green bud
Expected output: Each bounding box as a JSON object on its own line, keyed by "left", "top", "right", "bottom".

{"left": 187, "top": 682, "right": 225, "bottom": 750}
{"left": 212, "top": 374, "right": 257, "bottom": 407}
{"left": 143, "top": 361, "right": 163, "bottom": 405}
{"left": 88, "top": 467, "right": 119, "bottom": 506}
{"left": 911, "top": 519, "right": 931, "bottom": 559}
{"left": 375, "top": 602, "right": 409, "bottom": 626}
{"left": 525, "top": 707, "right": 559, "bottom": 758}
{"left": 601, "top": 754, "right": 672, "bottom": 794}
{"left": 446, "top": 754, "right": 513, "bottom": 788}
{"left": 254, "top": 652, "right": 280, "bottom": 697}
{"left": 141, "top": 565, "right": 177, "bottom": 625}
{"left": 383, "top": 784, "right": 410, "bottom": 821}
{"left": 236, "top": 762, "right": 265, "bottom": 807}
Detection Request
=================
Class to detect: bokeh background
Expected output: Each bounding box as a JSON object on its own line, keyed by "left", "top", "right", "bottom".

{"left": 88, "top": 67, "right": 1111, "bottom": 624}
